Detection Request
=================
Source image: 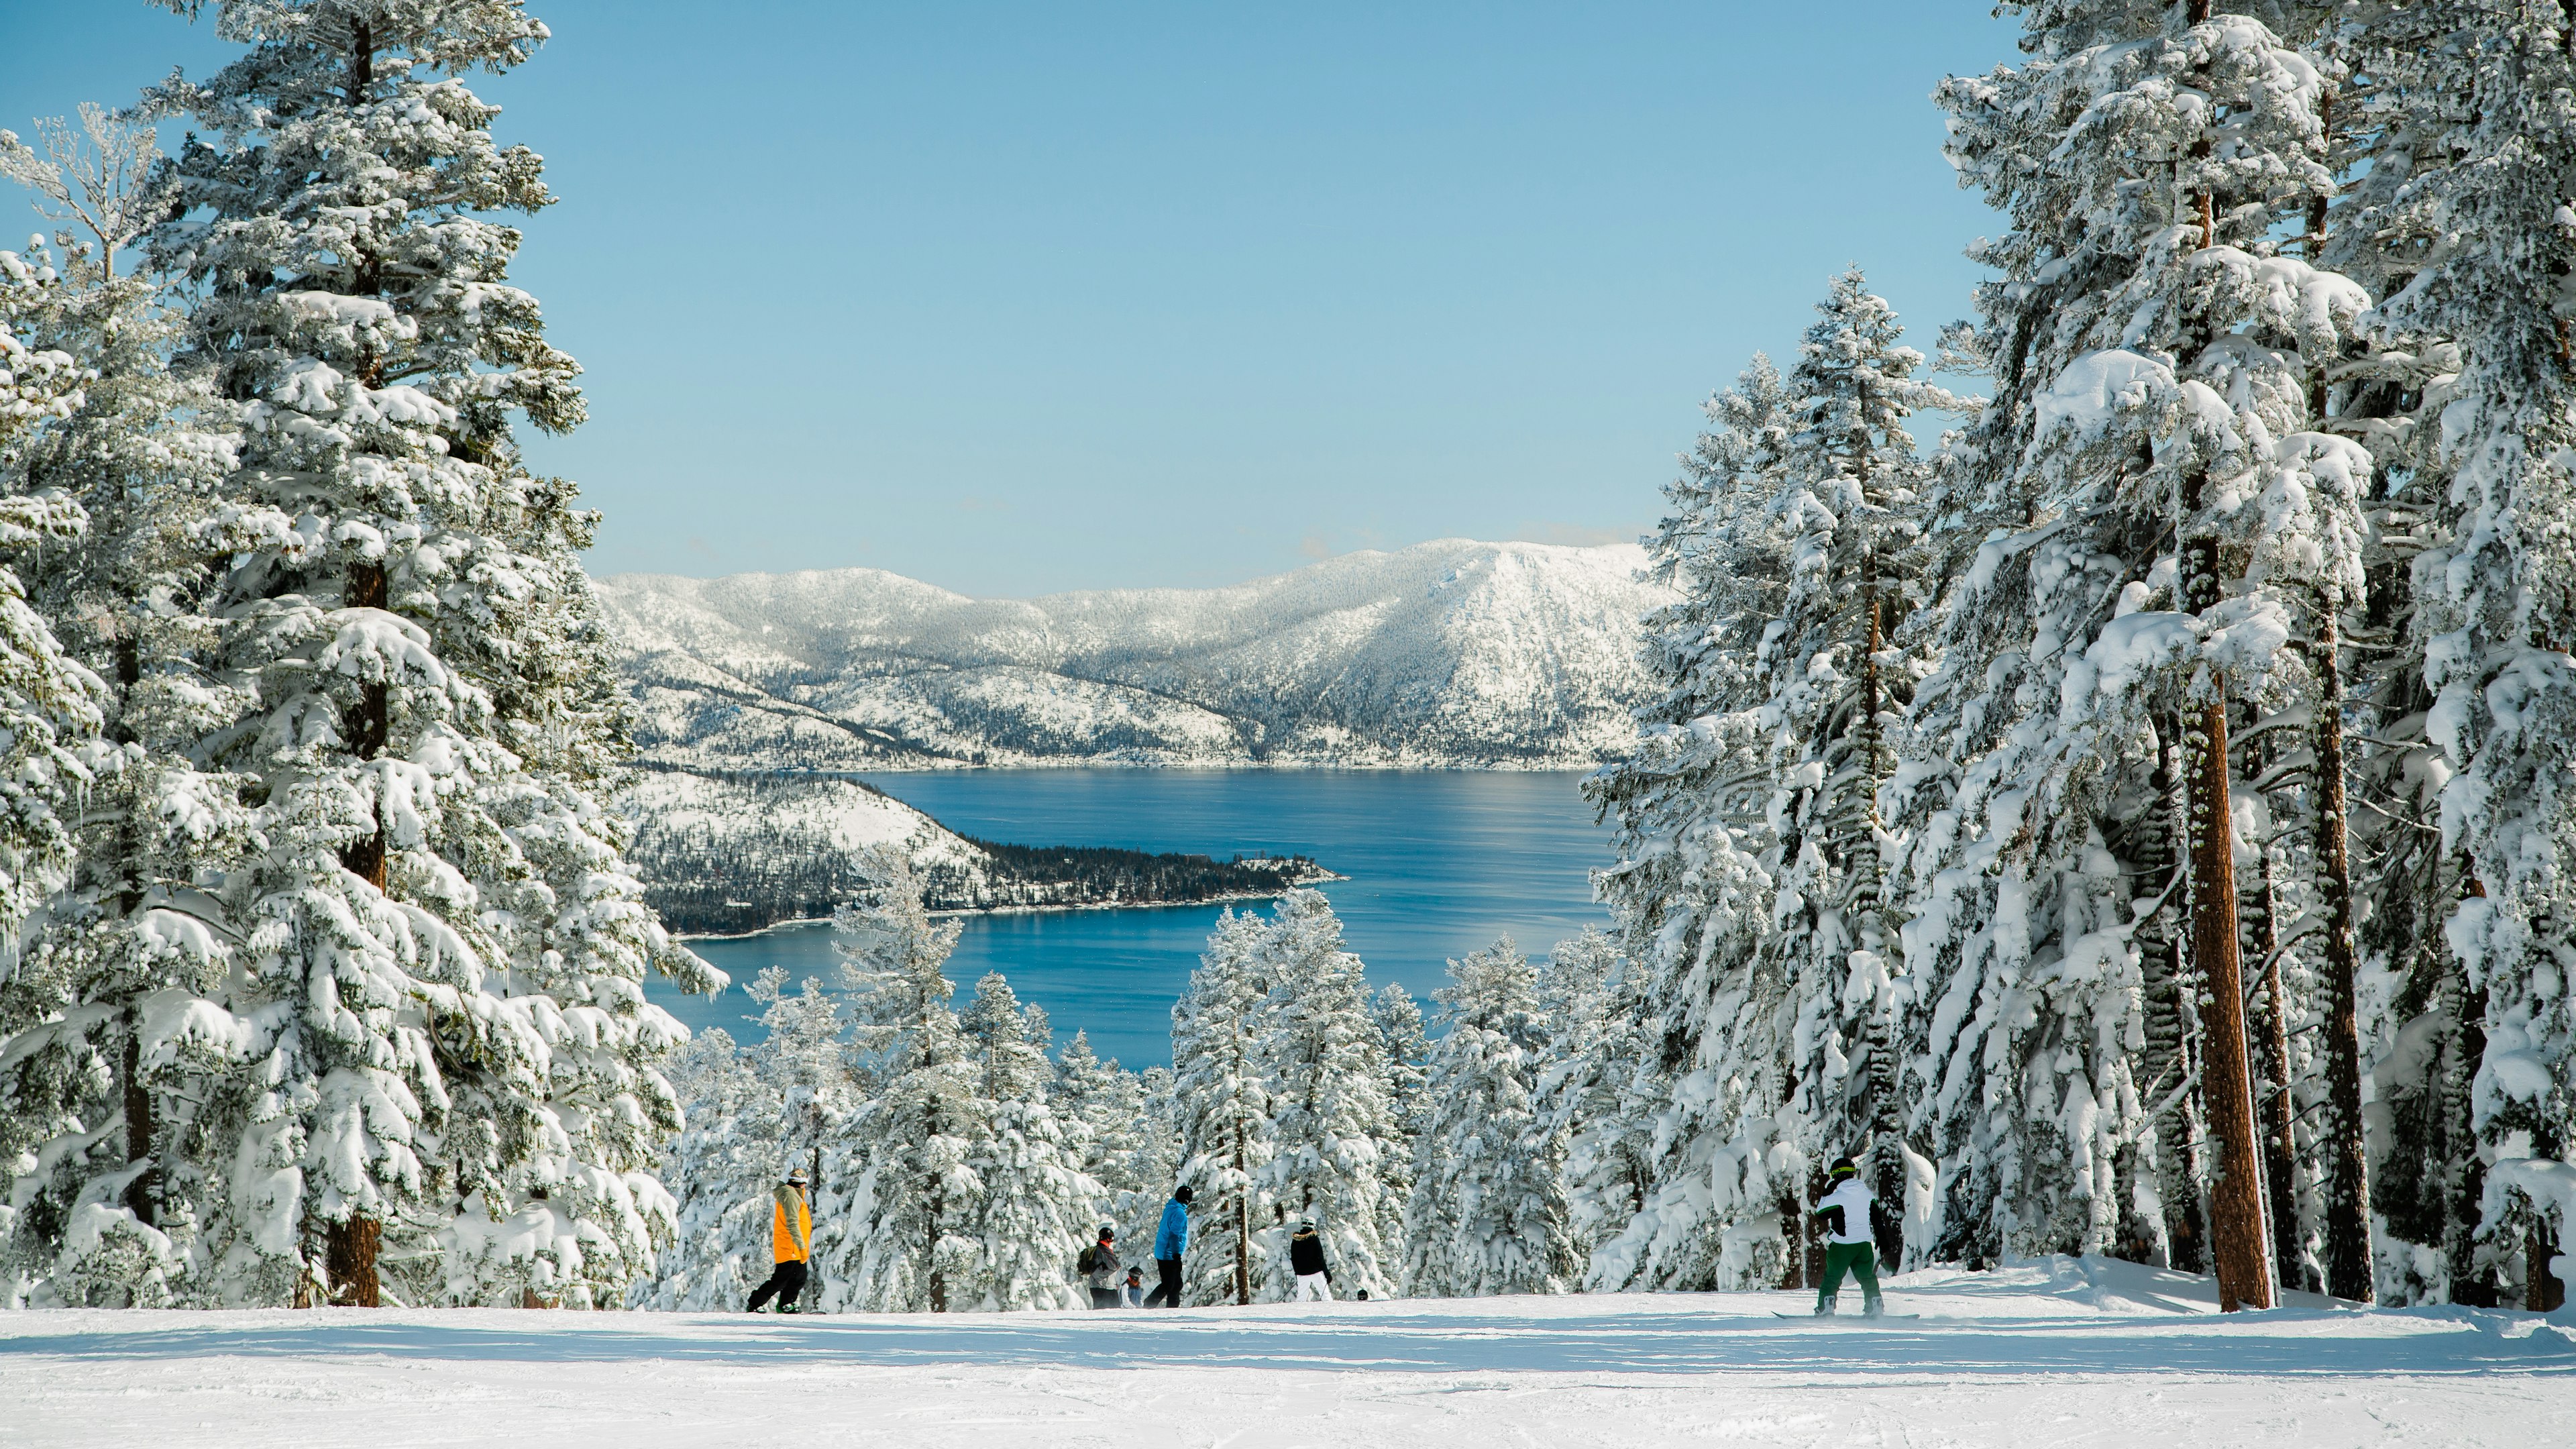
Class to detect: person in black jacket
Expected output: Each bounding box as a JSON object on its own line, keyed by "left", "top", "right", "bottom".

{"left": 1289, "top": 1218, "right": 1333, "bottom": 1302}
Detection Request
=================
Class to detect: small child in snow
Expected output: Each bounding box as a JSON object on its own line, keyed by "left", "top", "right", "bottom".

{"left": 1811, "top": 1157, "right": 1885, "bottom": 1318}
{"left": 1120, "top": 1267, "right": 1144, "bottom": 1307}
{"left": 1289, "top": 1219, "right": 1333, "bottom": 1301}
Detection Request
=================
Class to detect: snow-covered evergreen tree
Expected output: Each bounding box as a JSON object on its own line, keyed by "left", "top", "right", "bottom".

{"left": 1909, "top": 5, "right": 2363, "bottom": 1305}
{"left": 1534, "top": 928, "right": 1659, "bottom": 1273}
{"left": 957, "top": 973, "right": 1095, "bottom": 1310}
{"left": 0, "top": 109, "right": 237, "bottom": 1308}
{"left": 1170, "top": 905, "right": 1274, "bottom": 1304}
{"left": 77, "top": 0, "right": 720, "bottom": 1307}
{"left": 1250, "top": 889, "right": 1405, "bottom": 1300}
{"left": 1581, "top": 356, "right": 1788, "bottom": 1291}
{"left": 1582, "top": 272, "right": 1964, "bottom": 1290}
{"left": 827, "top": 857, "right": 985, "bottom": 1313}
{"left": 2323, "top": 0, "right": 2576, "bottom": 1311}
{"left": 1402, "top": 938, "right": 1572, "bottom": 1297}
{"left": 1372, "top": 981, "right": 1428, "bottom": 1212}
{"left": 0, "top": 239, "right": 113, "bottom": 1308}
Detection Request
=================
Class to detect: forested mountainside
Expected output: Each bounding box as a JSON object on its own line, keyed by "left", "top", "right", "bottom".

{"left": 622, "top": 772, "right": 1328, "bottom": 934}
{"left": 597, "top": 539, "right": 1670, "bottom": 770}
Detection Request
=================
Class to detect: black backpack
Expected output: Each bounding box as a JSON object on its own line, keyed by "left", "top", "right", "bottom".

{"left": 1078, "top": 1244, "right": 1100, "bottom": 1274}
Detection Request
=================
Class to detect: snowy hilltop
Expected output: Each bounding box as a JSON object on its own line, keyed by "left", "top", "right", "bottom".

{"left": 597, "top": 539, "right": 1672, "bottom": 771}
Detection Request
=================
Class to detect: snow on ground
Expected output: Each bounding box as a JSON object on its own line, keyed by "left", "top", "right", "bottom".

{"left": 4, "top": 1258, "right": 2570, "bottom": 1448}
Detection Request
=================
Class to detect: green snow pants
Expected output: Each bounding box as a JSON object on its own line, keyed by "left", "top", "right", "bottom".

{"left": 1817, "top": 1242, "right": 1882, "bottom": 1309}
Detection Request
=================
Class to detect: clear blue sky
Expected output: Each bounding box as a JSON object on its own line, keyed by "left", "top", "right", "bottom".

{"left": 2, "top": 2, "right": 2017, "bottom": 596}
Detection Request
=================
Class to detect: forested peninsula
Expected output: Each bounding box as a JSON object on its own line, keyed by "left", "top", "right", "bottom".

{"left": 625, "top": 771, "right": 1330, "bottom": 935}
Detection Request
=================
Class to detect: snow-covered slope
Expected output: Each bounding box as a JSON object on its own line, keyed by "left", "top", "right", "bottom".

{"left": 6, "top": 1258, "right": 2568, "bottom": 1448}
{"left": 600, "top": 539, "right": 1670, "bottom": 769}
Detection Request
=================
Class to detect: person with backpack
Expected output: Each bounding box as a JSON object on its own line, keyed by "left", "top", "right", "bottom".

{"left": 1289, "top": 1218, "right": 1333, "bottom": 1302}
{"left": 1142, "top": 1184, "right": 1193, "bottom": 1307}
{"left": 1811, "top": 1156, "right": 1884, "bottom": 1318}
{"left": 1080, "top": 1224, "right": 1122, "bottom": 1309}
{"left": 746, "top": 1168, "right": 814, "bottom": 1313}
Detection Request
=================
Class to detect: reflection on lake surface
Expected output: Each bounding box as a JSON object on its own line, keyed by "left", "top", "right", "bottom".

{"left": 645, "top": 769, "right": 1614, "bottom": 1067}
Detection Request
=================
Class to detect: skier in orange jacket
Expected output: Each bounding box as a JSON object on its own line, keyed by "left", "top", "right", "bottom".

{"left": 747, "top": 1169, "right": 813, "bottom": 1313}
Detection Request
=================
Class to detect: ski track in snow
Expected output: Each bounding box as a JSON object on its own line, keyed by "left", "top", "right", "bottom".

{"left": 4, "top": 1262, "right": 2571, "bottom": 1447}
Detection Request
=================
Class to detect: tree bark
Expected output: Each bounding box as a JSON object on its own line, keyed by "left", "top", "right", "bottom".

{"left": 2186, "top": 688, "right": 2273, "bottom": 1311}
{"left": 2143, "top": 720, "right": 2209, "bottom": 1272}
{"left": 2182, "top": 453, "right": 2274, "bottom": 1309}
{"left": 2310, "top": 606, "right": 2375, "bottom": 1301}
{"left": 2249, "top": 847, "right": 2305, "bottom": 1291}
{"left": 341, "top": 561, "right": 390, "bottom": 891}
{"left": 119, "top": 1016, "right": 156, "bottom": 1227}
{"left": 1232, "top": 1069, "right": 1251, "bottom": 1306}
{"left": 326, "top": 1214, "right": 381, "bottom": 1307}
{"left": 926, "top": 1177, "right": 947, "bottom": 1313}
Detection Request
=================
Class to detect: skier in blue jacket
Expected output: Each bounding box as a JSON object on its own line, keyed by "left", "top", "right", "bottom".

{"left": 1143, "top": 1185, "right": 1193, "bottom": 1307}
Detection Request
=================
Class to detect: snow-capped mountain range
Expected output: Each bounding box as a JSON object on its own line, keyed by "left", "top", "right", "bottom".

{"left": 599, "top": 539, "right": 1670, "bottom": 771}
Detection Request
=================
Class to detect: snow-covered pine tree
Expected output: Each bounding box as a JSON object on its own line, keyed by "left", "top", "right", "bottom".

{"left": 2296, "top": 0, "right": 2498, "bottom": 1307}
{"left": 1760, "top": 270, "right": 1958, "bottom": 1275}
{"left": 1534, "top": 927, "right": 1660, "bottom": 1273}
{"left": 1402, "top": 937, "right": 1572, "bottom": 1297}
{"left": 957, "top": 974, "right": 1095, "bottom": 1310}
{"left": 0, "top": 237, "right": 113, "bottom": 1307}
{"left": 1583, "top": 356, "right": 1790, "bottom": 1292}
{"left": 1250, "top": 889, "right": 1405, "bottom": 1300}
{"left": 117, "top": 0, "right": 715, "bottom": 1308}
{"left": 2332, "top": 0, "right": 2576, "bottom": 1313}
{"left": 1372, "top": 981, "right": 1428, "bottom": 1194}
{"left": 1582, "top": 276, "right": 1955, "bottom": 1292}
{"left": 1170, "top": 905, "right": 1274, "bottom": 1304}
{"left": 2249, "top": 0, "right": 2481, "bottom": 1309}
{"left": 1911, "top": 4, "right": 2366, "bottom": 1307}
{"left": 828, "top": 856, "right": 985, "bottom": 1312}
{"left": 0, "top": 110, "right": 244, "bottom": 1309}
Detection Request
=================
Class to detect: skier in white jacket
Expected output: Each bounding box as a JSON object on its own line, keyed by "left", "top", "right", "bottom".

{"left": 1811, "top": 1157, "right": 1885, "bottom": 1317}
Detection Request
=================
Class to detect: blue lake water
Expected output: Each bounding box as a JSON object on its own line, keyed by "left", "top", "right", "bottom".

{"left": 643, "top": 769, "right": 1614, "bottom": 1067}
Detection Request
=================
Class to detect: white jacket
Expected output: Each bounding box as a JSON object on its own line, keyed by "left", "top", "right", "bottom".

{"left": 1817, "top": 1177, "right": 1874, "bottom": 1246}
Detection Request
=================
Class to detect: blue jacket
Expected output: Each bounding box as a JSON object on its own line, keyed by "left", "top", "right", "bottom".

{"left": 1154, "top": 1197, "right": 1189, "bottom": 1259}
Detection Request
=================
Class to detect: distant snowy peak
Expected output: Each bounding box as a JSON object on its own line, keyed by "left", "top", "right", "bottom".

{"left": 601, "top": 539, "right": 1669, "bottom": 769}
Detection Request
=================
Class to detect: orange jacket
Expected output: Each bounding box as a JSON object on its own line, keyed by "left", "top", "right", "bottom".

{"left": 772, "top": 1184, "right": 811, "bottom": 1263}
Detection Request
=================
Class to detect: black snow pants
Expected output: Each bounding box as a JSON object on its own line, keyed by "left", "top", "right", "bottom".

{"left": 1142, "top": 1256, "right": 1183, "bottom": 1308}
{"left": 748, "top": 1258, "right": 808, "bottom": 1312}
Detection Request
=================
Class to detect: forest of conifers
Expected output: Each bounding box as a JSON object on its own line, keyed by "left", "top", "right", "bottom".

{"left": 2, "top": 0, "right": 2574, "bottom": 1316}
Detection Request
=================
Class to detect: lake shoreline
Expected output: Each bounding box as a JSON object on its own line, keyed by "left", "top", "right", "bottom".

{"left": 657, "top": 768, "right": 1611, "bottom": 1067}
{"left": 676, "top": 871, "right": 1348, "bottom": 943}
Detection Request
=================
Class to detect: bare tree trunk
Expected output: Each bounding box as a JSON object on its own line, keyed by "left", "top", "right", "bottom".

{"left": 2310, "top": 606, "right": 2375, "bottom": 1301}
{"left": 326, "top": 1215, "right": 381, "bottom": 1307}
{"left": 120, "top": 1014, "right": 157, "bottom": 1228}
{"left": 926, "top": 1179, "right": 947, "bottom": 1313}
{"left": 2186, "top": 688, "right": 2272, "bottom": 1311}
{"left": 340, "top": 561, "right": 391, "bottom": 891}
{"left": 2249, "top": 847, "right": 2305, "bottom": 1291}
{"left": 2182, "top": 455, "right": 2275, "bottom": 1310}
{"left": 1233, "top": 1108, "right": 1250, "bottom": 1306}
{"left": 2141, "top": 721, "right": 2208, "bottom": 1271}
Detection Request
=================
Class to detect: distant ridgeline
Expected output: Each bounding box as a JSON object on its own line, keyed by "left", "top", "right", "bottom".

{"left": 598, "top": 539, "right": 1672, "bottom": 771}
{"left": 623, "top": 769, "right": 1329, "bottom": 935}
